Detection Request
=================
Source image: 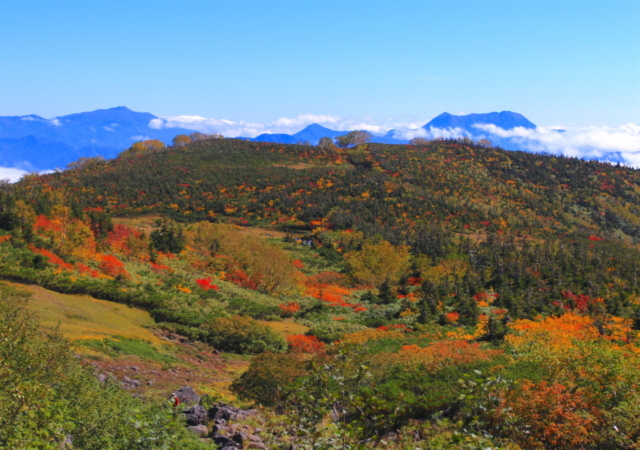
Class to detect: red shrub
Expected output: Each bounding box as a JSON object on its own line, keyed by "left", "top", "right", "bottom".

{"left": 287, "top": 334, "right": 325, "bottom": 354}
{"left": 99, "top": 254, "right": 129, "bottom": 279}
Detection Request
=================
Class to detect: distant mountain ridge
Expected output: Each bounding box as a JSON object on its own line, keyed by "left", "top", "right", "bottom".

{"left": 254, "top": 123, "right": 344, "bottom": 145}
{"left": 424, "top": 111, "right": 536, "bottom": 131}
{"left": 248, "top": 111, "right": 537, "bottom": 146}
{"left": 0, "top": 107, "right": 195, "bottom": 170}
{"left": 0, "top": 107, "right": 538, "bottom": 170}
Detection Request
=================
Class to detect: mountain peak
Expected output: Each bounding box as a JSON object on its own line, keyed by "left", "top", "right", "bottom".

{"left": 299, "top": 123, "right": 334, "bottom": 132}
{"left": 424, "top": 111, "right": 536, "bottom": 131}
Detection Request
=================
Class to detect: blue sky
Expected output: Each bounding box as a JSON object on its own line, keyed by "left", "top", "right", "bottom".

{"left": 1, "top": 0, "right": 638, "bottom": 128}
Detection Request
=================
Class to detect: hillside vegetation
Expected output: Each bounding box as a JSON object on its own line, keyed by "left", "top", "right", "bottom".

{"left": 1, "top": 138, "right": 640, "bottom": 448}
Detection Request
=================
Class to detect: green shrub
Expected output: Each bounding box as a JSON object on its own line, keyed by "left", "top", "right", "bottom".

{"left": 307, "top": 320, "right": 368, "bottom": 342}
{"left": 225, "top": 297, "right": 281, "bottom": 319}
{"left": 0, "top": 288, "right": 208, "bottom": 449}
{"left": 231, "top": 352, "right": 310, "bottom": 408}
{"left": 202, "top": 315, "right": 287, "bottom": 354}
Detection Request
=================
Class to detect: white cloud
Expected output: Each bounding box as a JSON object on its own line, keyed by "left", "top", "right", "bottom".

{"left": 148, "top": 114, "right": 409, "bottom": 138}
{"left": 130, "top": 135, "right": 151, "bottom": 141}
{"left": 0, "top": 167, "right": 28, "bottom": 183}
{"left": 103, "top": 123, "right": 119, "bottom": 131}
{"left": 272, "top": 114, "right": 341, "bottom": 128}
{"left": 472, "top": 123, "right": 640, "bottom": 167}
{"left": 392, "top": 126, "right": 469, "bottom": 141}
{"left": 49, "top": 118, "right": 62, "bottom": 126}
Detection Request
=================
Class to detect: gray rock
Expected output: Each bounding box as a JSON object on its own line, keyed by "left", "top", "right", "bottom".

{"left": 174, "top": 385, "right": 200, "bottom": 404}
{"left": 208, "top": 403, "right": 258, "bottom": 422}
{"left": 183, "top": 405, "right": 207, "bottom": 426}
{"left": 249, "top": 434, "right": 263, "bottom": 442}
{"left": 212, "top": 424, "right": 228, "bottom": 435}
{"left": 214, "top": 435, "right": 237, "bottom": 448}
{"left": 231, "top": 431, "right": 248, "bottom": 445}
{"left": 248, "top": 443, "right": 269, "bottom": 450}
{"left": 187, "top": 425, "right": 208, "bottom": 437}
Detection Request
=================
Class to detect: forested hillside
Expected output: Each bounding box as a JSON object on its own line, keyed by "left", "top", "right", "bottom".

{"left": 1, "top": 137, "right": 640, "bottom": 448}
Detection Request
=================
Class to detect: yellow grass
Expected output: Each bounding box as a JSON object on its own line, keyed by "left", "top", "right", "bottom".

{"left": 273, "top": 162, "right": 318, "bottom": 170}
{"left": 259, "top": 320, "right": 309, "bottom": 337}
{"left": 7, "top": 282, "right": 167, "bottom": 346}
{"left": 112, "top": 214, "right": 164, "bottom": 234}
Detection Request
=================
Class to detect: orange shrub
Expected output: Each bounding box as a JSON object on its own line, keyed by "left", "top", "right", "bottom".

{"left": 506, "top": 313, "right": 599, "bottom": 351}
{"left": 378, "top": 340, "right": 503, "bottom": 372}
{"left": 287, "top": 334, "right": 325, "bottom": 354}
{"left": 497, "top": 381, "right": 601, "bottom": 449}
{"left": 278, "top": 302, "right": 300, "bottom": 317}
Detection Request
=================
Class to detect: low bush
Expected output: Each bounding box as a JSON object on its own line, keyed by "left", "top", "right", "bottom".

{"left": 306, "top": 320, "right": 368, "bottom": 342}
{"left": 202, "top": 315, "right": 287, "bottom": 354}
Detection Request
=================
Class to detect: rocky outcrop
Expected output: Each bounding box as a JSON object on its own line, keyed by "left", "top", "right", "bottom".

{"left": 169, "top": 386, "right": 269, "bottom": 449}
{"left": 209, "top": 403, "right": 259, "bottom": 422}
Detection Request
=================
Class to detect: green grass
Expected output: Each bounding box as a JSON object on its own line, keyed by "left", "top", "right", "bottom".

{"left": 77, "top": 336, "right": 179, "bottom": 364}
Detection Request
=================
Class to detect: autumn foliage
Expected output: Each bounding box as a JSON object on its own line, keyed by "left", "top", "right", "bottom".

{"left": 287, "top": 334, "right": 325, "bottom": 354}
{"left": 99, "top": 254, "right": 129, "bottom": 279}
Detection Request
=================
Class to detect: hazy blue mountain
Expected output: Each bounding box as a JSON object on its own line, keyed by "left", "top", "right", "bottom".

{"left": 420, "top": 111, "right": 538, "bottom": 150}
{"left": 369, "top": 130, "right": 409, "bottom": 145}
{"left": 253, "top": 133, "right": 298, "bottom": 144}
{"left": 0, "top": 107, "right": 195, "bottom": 170}
{"left": 291, "top": 124, "right": 344, "bottom": 144}
{"left": 253, "top": 123, "right": 344, "bottom": 145}
{"left": 0, "top": 136, "right": 116, "bottom": 171}
{"left": 424, "top": 111, "right": 536, "bottom": 132}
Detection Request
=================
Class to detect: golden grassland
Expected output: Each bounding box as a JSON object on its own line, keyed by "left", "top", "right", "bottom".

{"left": 112, "top": 214, "right": 164, "bottom": 234}
{"left": 5, "top": 281, "right": 167, "bottom": 346}
{"left": 259, "top": 320, "right": 310, "bottom": 337}
{"left": 114, "top": 213, "right": 303, "bottom": 242}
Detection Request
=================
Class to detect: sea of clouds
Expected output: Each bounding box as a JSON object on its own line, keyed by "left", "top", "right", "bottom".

{"left": 151, "top": 113, "right": 640, "bottom": 167}
{"left": 2, "top": 115, "right": 638, "bottom": 183}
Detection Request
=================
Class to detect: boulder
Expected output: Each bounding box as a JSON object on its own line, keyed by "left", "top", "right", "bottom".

{"left": 208, "top": 403, "right": 258, "bottom": 422}
{"left": 231, "top": 431, "right": 248, "bottom": 445}
{"left": 174, "top": 385, "right": 201, "bottom": 404}
{"left": 183, "top": 405, "right": 207, "bottom": 426}
{"left": 248, "top": 443, "right": 269, "bottom": 450}
{"left": 187, "top": 425, "right": 209, "bottom": 437}
{"left": 213, "top": 435, "right": 237, "bottom": 448}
